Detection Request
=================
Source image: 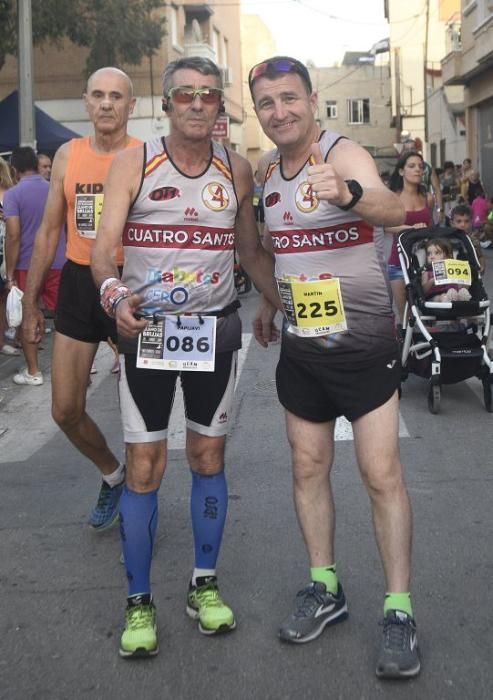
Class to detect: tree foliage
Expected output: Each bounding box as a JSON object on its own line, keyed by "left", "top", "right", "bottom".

{"left": 0, "top": 0, "right": 167, "bottom": 74}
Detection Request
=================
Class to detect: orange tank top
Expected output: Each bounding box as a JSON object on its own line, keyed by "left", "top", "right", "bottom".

{"left": 63, "top": 135, "right": 141, "bottom": 265}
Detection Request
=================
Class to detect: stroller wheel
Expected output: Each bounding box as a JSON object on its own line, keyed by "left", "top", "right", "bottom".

{"left": 428, "top": 382, "right": 441, "bottom": 414}
{"left": 482, "top": 376, "right": 493, "bottom": 413}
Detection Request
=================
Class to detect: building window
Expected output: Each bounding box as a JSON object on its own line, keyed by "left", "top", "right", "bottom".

{"left": 212, "top": 28, "right": 220, "bottom": 62}
{"left": 347, "top": 98, "right": 370, "bottom": 124}
{"left": 326, "top": 101, "right": 337, "bottom": 119}
{"left": 222, "top": 37, "right": 229, "bottom": 67}
{"left": 171, "top": 5, "right": 179, "bottom": 47}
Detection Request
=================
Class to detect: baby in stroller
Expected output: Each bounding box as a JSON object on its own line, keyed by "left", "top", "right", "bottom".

{"left": 421, "top": 238, "right": 471, "bottom": 303}
{"left": 397, "top": 226, "right": 492, "bottom": 413}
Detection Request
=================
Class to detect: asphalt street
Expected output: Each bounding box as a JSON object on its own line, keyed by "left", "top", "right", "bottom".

{"left": 1, "top": 251, "right": 493, "bottom": 699}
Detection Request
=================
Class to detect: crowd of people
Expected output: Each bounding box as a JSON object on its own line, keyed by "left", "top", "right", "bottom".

{"left": 1, "top": 53, "right": 492, "bottom": 680}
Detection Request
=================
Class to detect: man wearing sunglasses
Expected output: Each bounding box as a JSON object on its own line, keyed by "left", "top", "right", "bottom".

{"left": 249, "top": 56, "right": 420, "bottom": 680}
{"left": 91, "top": 56, "right": 279, "bottom": 658}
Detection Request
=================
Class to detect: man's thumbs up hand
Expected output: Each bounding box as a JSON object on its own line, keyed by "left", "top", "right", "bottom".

{"left": 309, "top": 142, "right": 324, "bottom": 165}
{"left": 307, "top": 143, "right": 351, "bottom": 208}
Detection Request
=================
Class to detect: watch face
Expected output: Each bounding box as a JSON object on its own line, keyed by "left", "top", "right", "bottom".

{"left": 347, "top": 180, "right": 362, "bottom": 198}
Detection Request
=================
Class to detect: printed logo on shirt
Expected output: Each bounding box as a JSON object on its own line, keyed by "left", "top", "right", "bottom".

{"left": 283, "top": 211, "right": 294, "bottom": 224}
{"left": 149, "top": 186, "right": 181, "bottom": 202}
{"left": 265, "top": 191, "right": 281, "bottom": 208}
{"left": 271, "top": 221, "right": 374, "bottom": 254}
{"left": 184, "top": 207, "right": 199, "bottom": 222}
{"left": 75, "top": 182, "right": 104, "bottom": 194}
{"left": 202, "top": 182, "right": 230, "bottom": 212}
{"left": 159, "top": 266, "right": 221, "bottom": 286}
{"left": 295, "top": 181, "right": 319, "bottom": 213}
{"left": 123, "top": 223, "right": 235, "bottom": 250}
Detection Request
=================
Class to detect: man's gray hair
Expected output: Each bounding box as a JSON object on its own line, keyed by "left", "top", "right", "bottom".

{"left": 162, "top": 56, "right": 222, "bottom": 96}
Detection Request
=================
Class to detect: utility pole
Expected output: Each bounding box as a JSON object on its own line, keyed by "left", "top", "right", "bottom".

{"left": 18, "top": 0, "right": 36, "bottom": 148}
{"left": 423, "top": 0, "right": 430, "bottom": 148}
{"left": 394, "top": 47, "right": 402, "bottom": 144}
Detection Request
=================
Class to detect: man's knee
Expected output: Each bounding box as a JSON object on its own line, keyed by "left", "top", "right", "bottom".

{"left": 292, "top": 447, "right": 330, "bottom": 483}
{"left": 52, "top": 399, "right": 84, "bottom": 431}
{"left": 126, "top": 443, "right": 166, "bottom": 491}
{"left": 361, "top": 458, "right": 404, "bottom": 498}
{"left": 186, "top": 435, "right": 225, "bottom": 473}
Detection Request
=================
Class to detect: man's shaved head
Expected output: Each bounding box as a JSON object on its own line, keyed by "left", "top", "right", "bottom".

{"left": 86, "top": 67, "right": 134, "bottom": 98}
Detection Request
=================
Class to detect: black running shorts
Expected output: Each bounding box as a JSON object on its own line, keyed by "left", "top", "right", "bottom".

{"left": 276, "top": 345, "right": 401, "bottom": 423}
{"left": 55, "top": 260, "right": 118, "bottom": 344}
{"left": 119, "top": 350, "right": 237, "bottom": 443}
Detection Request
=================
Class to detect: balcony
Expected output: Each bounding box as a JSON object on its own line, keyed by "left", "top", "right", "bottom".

{"left": 183, "top": 41, "right": 216, "bottom": 62}
{"left": 441, "top": 50, "right": 464, "bottom": 85}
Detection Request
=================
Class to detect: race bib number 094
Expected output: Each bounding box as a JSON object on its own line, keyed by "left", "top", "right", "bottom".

{"left": 136, "top": 316, "right": 216, "bottom": 371}
{"left": 277, "top": 278, "right": 347, "bottom": 337}
{"left": 432, "top": 258, "right": 471, "bottom": 286}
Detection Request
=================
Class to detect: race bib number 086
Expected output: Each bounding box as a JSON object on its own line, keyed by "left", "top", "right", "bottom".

{"left": 137, "top": 315, "right": 216, "bottom": 371}
{"left": 277, "top": 278, "right": 347, "bottom": 337}
{"left": 432, "top": 259, "right": 471, "bottom": 286}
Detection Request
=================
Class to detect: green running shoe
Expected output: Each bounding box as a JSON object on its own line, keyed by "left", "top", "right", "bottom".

{"left": 119, "top": 594, "right": 158, "bottom": 658}
{"left": 186, "top": 576, "right": 236, "bottom": 635}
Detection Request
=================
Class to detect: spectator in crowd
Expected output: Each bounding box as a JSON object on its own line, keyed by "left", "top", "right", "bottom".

{"left": 466, "top": 171, "right": 485, "bottom": 206}
{"left": 0, "top": 157, "right": 19, "bottom": 356}
{"left": 386, "top": 151, "right": 433, "bottom": 323}
{"left": 459, "top": 158, "right": 473, "bottom": 201}
{"left": 37, "top": 154, "right": 52, "bottom": 181}
{"left": 3, "top": 147, "right": 65, "bottom": 385}
{"left": 440, "top": 160, "right": 460, "bottom": 222}
{"left": 401, "top": 138, "right": 443, "bottom": 222}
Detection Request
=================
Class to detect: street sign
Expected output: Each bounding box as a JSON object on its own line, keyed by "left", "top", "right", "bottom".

{"left": 212, "top": 115, "right": 229, "bottom": 139}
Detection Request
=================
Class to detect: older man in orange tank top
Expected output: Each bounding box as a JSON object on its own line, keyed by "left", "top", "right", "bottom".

{"left": 21, "top": 67, "right": 140, "bottom": 531}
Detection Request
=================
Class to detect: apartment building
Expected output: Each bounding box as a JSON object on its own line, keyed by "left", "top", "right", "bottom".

{"left": 311, "top": 49, "right": 395, "bottom": 173}
{"left": 240, "top": 15, "right": 276, "bottom": 170}
{"left": 0, "top": 1, "right": 244, "bottom": 151}
{"left": 385, "top": 0, "right": 459, "bottom": 159}
{"left": 441, "top": 0, "right": 493, "bottom": 193}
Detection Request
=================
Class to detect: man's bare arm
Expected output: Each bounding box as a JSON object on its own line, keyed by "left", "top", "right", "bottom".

{"left": 308, "top": 140, "right": 406, "bottom": 227}
{"left": 91, "top": 145, "right": 148, "bottom": 338}
{"left": 229, "top": 152, "right": 282, "bottom": 310}
{"left": 5, "top": 216, "right": 21, "bottom": 285}
{"left": 91, "top": 146, "right": 143, "bottom": 287}
{"left": 23, "top": 144, "right": 69, "bottom": 305}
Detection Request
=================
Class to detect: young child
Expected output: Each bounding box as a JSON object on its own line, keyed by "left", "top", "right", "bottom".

{"left": 421, "top": 238, "right": 472, "bottom": 302}
{"left": 450, "top": 204, "right": 485, "bottom": 274}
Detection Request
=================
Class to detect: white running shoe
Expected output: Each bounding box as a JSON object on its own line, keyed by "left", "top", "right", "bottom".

{"left": 13, "top": 369, "right": 44, "bottom": 386}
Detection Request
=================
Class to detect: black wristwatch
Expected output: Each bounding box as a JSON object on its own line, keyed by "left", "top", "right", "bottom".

{"left": 337, "top": 179, "right": 363, "bottom": 211}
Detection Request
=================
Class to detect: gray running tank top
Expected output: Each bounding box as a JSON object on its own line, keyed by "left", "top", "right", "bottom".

{"left": 263, "top": 130, "right": 395, "bottom": 361}
{"left": 120, "top": 137, "right": 241, "bottom": 353}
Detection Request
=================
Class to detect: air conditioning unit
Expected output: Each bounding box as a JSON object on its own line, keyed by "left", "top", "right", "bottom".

{"left": 220, "top": 66, "right": 233, "bottom": 87}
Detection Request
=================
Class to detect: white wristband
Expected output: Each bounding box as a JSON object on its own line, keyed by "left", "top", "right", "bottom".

{"left": 100, "top": 277, "right": 120, "bottom": 296}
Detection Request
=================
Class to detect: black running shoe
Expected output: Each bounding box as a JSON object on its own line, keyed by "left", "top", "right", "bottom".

{"left": 279, "top": 582, "right": 348, "bottom": 644}
{"left": 376, "top": 610, "right": 420, "bottom": 679}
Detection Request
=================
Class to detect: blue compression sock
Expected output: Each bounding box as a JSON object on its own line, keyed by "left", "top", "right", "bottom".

{"left": 190, "top": 470, "right": 228, "bottom": 570}
{"left": 119, "top": 486, "right": 158, "bottom": 597}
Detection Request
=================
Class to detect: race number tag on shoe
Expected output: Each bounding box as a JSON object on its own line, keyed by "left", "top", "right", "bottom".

{"left": 277, "top": 278, "right": 347, "bottom": 337}
{"left": 432, "top": 259, "right": 471, "bottom": 286}
{"left": 137, "top": 316, "right": 216, "bottom": 371}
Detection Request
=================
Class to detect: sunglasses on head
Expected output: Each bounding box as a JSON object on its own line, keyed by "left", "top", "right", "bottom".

{"left": 167, "top": 86, "right": 223, "bottom": 105}
{"left": 248, "top": 57, "right": 312, "bottom": 91}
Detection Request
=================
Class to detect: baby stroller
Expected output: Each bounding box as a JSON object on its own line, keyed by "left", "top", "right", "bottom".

{"left": 397, "top": 226, "right": 493, "bottom": 413}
